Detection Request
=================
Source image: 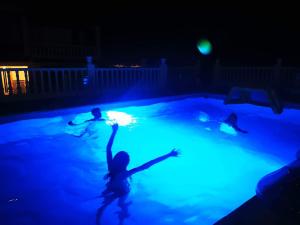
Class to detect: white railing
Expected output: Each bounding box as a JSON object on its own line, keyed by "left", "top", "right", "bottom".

{"left": 0, "top": 58, "right": 167, "bottom": 100}
{"left": 213, "top": 59, "right": 300, "bottom": 90}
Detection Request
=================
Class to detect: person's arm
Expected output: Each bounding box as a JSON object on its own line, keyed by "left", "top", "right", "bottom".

{"left": 233, "top": 125, "right": 248, "bottom": 133}
{"left": 127, "top": 149, "right": 179, "bottom": 176}
{"left": 68, "top": 119, "right": 93, "bottom": 126}
{"left": 106, "top": 124, "right": 118, "bottom": 171}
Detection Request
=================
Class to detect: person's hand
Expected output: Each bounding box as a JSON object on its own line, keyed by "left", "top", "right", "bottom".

{"left": 168, "top": 148, "right": 180, "bottom": 157}
{"left": 112, "top": 123, "right": 119, "bottom": 132}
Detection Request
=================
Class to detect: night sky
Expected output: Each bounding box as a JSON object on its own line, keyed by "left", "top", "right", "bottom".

{"left": 13, "top": 2, "right": 300, "bottom": 65}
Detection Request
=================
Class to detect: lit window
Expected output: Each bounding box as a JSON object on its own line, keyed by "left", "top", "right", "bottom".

{"left": 0, "top": 66, "right": 29, "bottom": 95}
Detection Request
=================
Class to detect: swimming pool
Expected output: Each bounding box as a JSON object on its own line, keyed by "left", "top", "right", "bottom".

{"left": 1, "top": 95, "right": 300, "bottom": 225}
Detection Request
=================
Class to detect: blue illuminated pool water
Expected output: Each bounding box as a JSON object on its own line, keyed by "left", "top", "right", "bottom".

{"left": 1, "top": 95, "right": 300, "bottom": 225}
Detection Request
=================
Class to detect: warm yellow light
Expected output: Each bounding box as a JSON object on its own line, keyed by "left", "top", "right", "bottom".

{"left": 0, "top": 66, "right": 29, "bottom": 95}
{"left": 0, "top": 66, "right": 28, "bottom": 69}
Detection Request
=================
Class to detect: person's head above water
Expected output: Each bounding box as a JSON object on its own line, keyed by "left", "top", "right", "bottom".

{"left": 226, "top": 112, "right": 237, "bottom": 125}
{"left": 111, "top": 151, "right": 130, "bottom": 174}
{"left": 91, "top": 107, "right": 102, "bottom": 119}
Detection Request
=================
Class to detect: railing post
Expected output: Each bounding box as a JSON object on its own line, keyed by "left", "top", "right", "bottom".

{"left": 15, "top": 70, "right": 22, "bottom": 95}
{"left": 25, "top": 70, "right": 30, "bottom": 95}
{"left": 6, "top": 71, "right": 13, "bottom": 95}
{"left": 86, "top": 56, "right": 96, "bottom": 90}
{"left": 0, "top": 70, "right": 4, "bottom": 96}
{"left": 160, "top": 58, "right": 167, "bottom": 85}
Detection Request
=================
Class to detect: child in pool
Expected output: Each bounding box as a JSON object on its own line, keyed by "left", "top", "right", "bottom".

{"left": 223, "top": 112, "right": 248, "bottom": 134}
{"left": 66, "top": 107, "right": 106, "bottom": 137}
{"left": 68, "top": 107, "right": 105, "bottom": 126}
{"left": 199, "top": 111, "right": 248, "bottom": 135}
{"left": 96, "top": 123, "right": 179, "bottom": 225}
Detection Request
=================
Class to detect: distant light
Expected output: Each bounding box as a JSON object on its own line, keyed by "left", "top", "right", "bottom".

{"left": 113, "top": 64, "right": 125, "bottom": 68}
{"left": 106, "top": 111, "right": 136, "bottom": 126}
{"left": 197, "top": 39, "right": 212, "bottom": 55}
{"left": 130, "top": 64, "right": 141, "bottom": 68}
{"left": 219, "top": 123, "right": 237, "bottom": 136}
